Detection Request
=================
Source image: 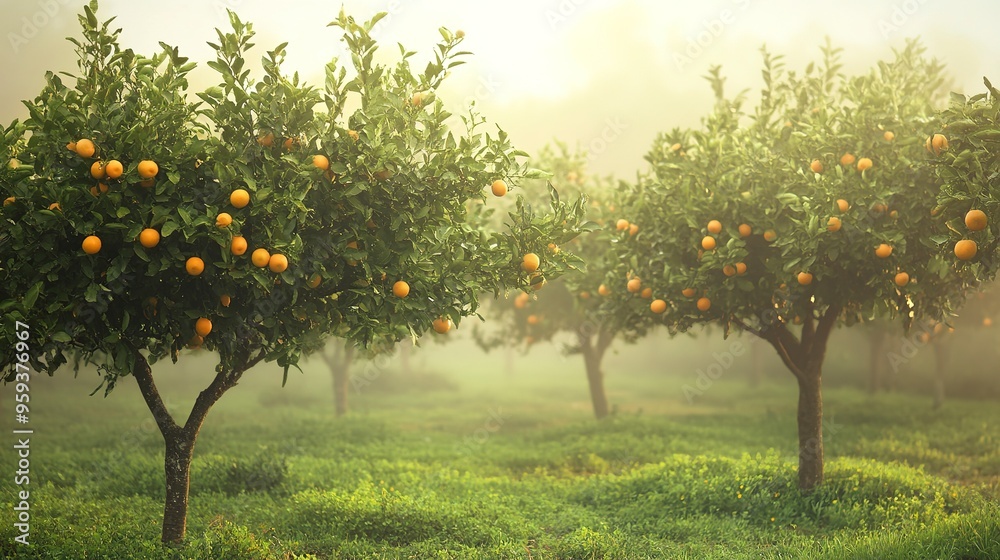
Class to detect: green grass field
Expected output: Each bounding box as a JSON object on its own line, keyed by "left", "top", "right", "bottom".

{"left": 1, "top": 330, "right": 998, "bottom": 559}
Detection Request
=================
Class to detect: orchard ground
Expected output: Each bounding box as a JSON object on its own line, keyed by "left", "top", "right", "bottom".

{"left": 0, "top": 327, "right": 997, "bottom": 559}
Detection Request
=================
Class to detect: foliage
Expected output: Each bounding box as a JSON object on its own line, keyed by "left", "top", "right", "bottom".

{"left": 0, "top": 1, "right": 588, "bottom": 390}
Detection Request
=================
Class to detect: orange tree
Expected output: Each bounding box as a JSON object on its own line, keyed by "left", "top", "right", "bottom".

{"left": 475, "top": 143, "right": 659, "bottom": 419}
{"left": 0, "top": 3, "right": 587, "bottom": 544}
{"left": 608, "top": 42, "right": 977, "bottom": 490}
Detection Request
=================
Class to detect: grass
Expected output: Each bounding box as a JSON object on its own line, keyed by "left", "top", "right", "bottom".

{"left": 0, "top": 329, "right": 997, "bottom": 558}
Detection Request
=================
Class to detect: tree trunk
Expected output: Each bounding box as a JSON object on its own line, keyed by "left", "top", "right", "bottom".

{"left": 326, "top": 344, "right": 355, "bottom": 417}
{"left": 868, "top": 328, "right": 887, "bottom": 394}
{"left": 796, "top": 367, "right": 824, "bottom": 489}
{"left": 162, "top": 432, "right": 196, "bottom": 544}
{"left": 579, "top": 329, "right": 612, "bottom": 420}
{"left": 932, "top": 338, "right": 949, "bottom": 409}
{"left": 128, "top": 344, "right": 260, "bottom": 544}
{"left": 757, "top": 304, "right": 840, "bottom": 492}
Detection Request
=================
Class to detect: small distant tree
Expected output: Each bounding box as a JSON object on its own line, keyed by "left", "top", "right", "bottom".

{"left": 0, "top": 3, "right": 587, "bottom": 544}
{"left": 607, "top": 42, "right": 983, "bottom": 490}
{"left": 475, "top": 143, "right": 659, "bottom": 419}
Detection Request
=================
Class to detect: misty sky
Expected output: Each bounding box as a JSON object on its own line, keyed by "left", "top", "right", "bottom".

{"left": 3, "top": 0, "right": 999, "bottom": 176}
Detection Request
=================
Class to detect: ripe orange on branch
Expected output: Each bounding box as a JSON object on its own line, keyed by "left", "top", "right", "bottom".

{"left": 137, "top": 160, "right": 158, "bottom": 179}
{"left": 268, "top": 253, "right": 289, "bottom": 273}
{"left": 702, "top": 236, "right": 717, "bottom": 251}
{"left": 827, "top": 217, "right": 842, "bottom": 232}
{"left": 521, "top": 253, "right": 540, "bottom": 273}
{"left": 797, "top": 272, "right": 813, "bottom": 286}
{"left": 90, "top": 161, "right": 106, "bottom": 179}
{"left": 104, "top": 160, "right": 123, "bottom": 179}
{"left": 231, "top": 236, "right": 248, "bottom": 256}
{"left": 75, "top": 139, "right": 96, "bottom": 158}
{"left": 312, "top": 155, "right": 330, "bottom": 170}
{"left": 216, "top": 213, "right": 233, "bottom": 228}
{"left": 856, "top": 158, "right": 873, "bottom": 172}
{"left": 82, "top": 235, "right": 102, "bottom": 255}
{"left": 139, "top": 228, "right": 160, "bottom": 248}
{"left": 875, "top": 244, "right": 893, "bottom": 258}
{"left": 195, "top": 318, "right": 213, "bottom": 337}
{"left": 707, "top": 220, "right": 722, "bottom": 234}
{"left": 616, "top": 219, "right": 630, "bottom": 231}
{"left": 491, "top": 179, "right": 507, "bottom": 197}
{"left": 650, "top": 299, "right": 667, "bottom": 314}
{"left": 186, "top": 257, "right": 205, "bottom": 276}
{"left": 251, "top": 248, "right": 270, "bottom": 268}
{"left": 840, "top": 153, "right": 856, "bottom": 166}
{"left": 627, "top": 278, "right": 642, "bottom": 293}
{"left": 432, "top": 317, "right": 452, "bottom": 334}
{"left": 965, "top": 209, "right": 987, "bottom": 231}
{"left": 894, "top": 272, "right": 910, "bottom": 287}
{"left": 809, "top": 159, "right": 823, "bottom": 173}
{"left": 954, "top": 239, "right": 977, "bottom": 261}
{"left": 696, "top": 297, "right": 712, "bottom": 311}
{"left": 738, "top": 224, "right": 752, "bottom": 237}
{"left": 230, "top": 189, "right": 250, "bottom": 209}
{"left": 392, "top": 280, "right": 410, "bottom": 298}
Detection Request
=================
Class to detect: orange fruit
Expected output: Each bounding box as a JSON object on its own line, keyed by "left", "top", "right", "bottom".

{"left": 797, "top": 272, "right": 813, "bottom": 286}
{"left": 707, "top": 220, "right": 722, "bottom": 234}
{"left": 682, "top": 287, "right": 696, "bottom": 298}
{"left": 889, "top": 210, "right": 899, "bottom": 219}
{"left": 89, "top": 186, "right": 99, "bottom": 197}
{"left": 308, "top": 273, "right": 322, "bottom": 289}
{"left": 616, "top": 219, "right": 630, "bottom": 231}
{"left": 598, "top": 284, "right": 611, "bottom": 296}
{"left": 763, "top": 230, "right": 777, "bottom": 242}
{"left": 856, "top": 158, "right": 873, "bottom": 172}
{"left": 840, "top": 153, "right": 856, "bottom": 166}
{"left": 392, "top": 280, "right": 410, "bottom": 298}
{"left": 629, "top": 223, "right": 640, "bottom": 236}
{"left": 579, "top": 291, "right": 591, "bottom": 299}
{"left": 872, "top": 203, "right": 887, "bottom": 214}
{"left": 312, "top": 155, "right": 330, "bottom": 170}
{"left": 66, "top": 141, "right": 77, "bottom": 152}
{"left": 527, "top": 314, "right": 540, "bottom": 326}
{"left": 138, "top": 228, "right": 160, "bottom": 248}
{"left": 954, "top": 239, "right": 977, "bottom": 261}
{"left": 723, "top": 264, "right": 736, "bottom": 277}
{"left": 650, "top": 299, "right": 667, "bottom": 314}
{"left": 883, "top": 131, "right": 895, "bottom": 142}
{"left": 809, "top": 159, "right": 823, "bottom": 173}
{"left": 230, "top": 189, "right": 250, "bottom": 209}
{"left": 491, "top": 179, "right": 507, "bottom": 197}
{"left": 875, "top": 244, "right": 892, "bottom": 258}
{"left": 3, "top": 196, "right": 15, "bottom": 206}
{"left": 894, "top": 272, "right": 910, "bottom": 287}
{"left": 984, "top": 317, "right": 993, "bottom": 327}
{"left": 696, "top": 297, "right": 711, "bottom": 312}
{"left": 927, "top": 133, "right": 948, "bottom": 155}
{"left": 268, "top": 253, "right": 289, "bottom": 273}
{"left": 836, "top": 199, "right": 849, "bottom": 213}
{"left": 530, "top": 273, "right": 546, "bottom": 291}
{"left": 90, "top": 161, "right": 106, "bottom": 179}
{"left": 220, "top": 294, "right": 231, "bottom": 307}
{"left": 702, "top": 236, "right": 717, "bottom": 251}
{"left": 137, "top": 160, "right": 158, "bottom": 179}
{"left": 187, "top": 335, "right": 204, "bottom": 349}
{"left": 48, "top": 202, "right": 61, "bottom": 212}
{"left": 627, "top": 278, "right": 642, "bottom": 293}
{"left": 186, "top": 256, "right": 205, "bottom": 276}
{"left": 75, "top": 139, "right": 96, "bottom": 158}
{"left": 965, "top": 209, "right": 987, "bottom": 231}
{"left": 641, "top": 287, "right": 653, "bottom": 299}
{"left": 347, "top": 129, "right": 360, "bottom": 142}
{"left": 735, "top": 262, "right": 747, "bottom": 275}
{"left": 251, "top": 248, "right": 270, "bottom": 267}
{"left": 738, "top": 224, "right": 752, "bottom": 238}
{"left": 432, "top": 317, "right": 452, "bottom": 334}
{"left": 514, "top": 292, "right": 530, "bottom": 309}
{"left": 195, "top": 317, "right": 213, "bottom": 337}
{"left": 216, "top": 212, "right": 233, "bottom": 228}
{"left": 104, "top": 160, "right": 123, "bottom": 179}
{"left": 231, "top": 236, "right": 248, "bottom": 256}
{"left": 257, "top": 132, "right": 274, "bottom": 147}
{"left": 521, "top": 253, "right": 540, "bottom": 273}
{"left": 82, "top": 235, "right": 101, "bottom": 255}
{"left": 283, "top": 137, "right": 299, "bottom": 151}
{"left": 827, "top": 217, "right": 842, "bottom": 232}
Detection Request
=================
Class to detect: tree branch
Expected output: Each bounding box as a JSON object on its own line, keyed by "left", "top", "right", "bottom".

{"left": 127, "top": 342, "right": 181, "bottom": 439}
{"left": 763, "top": 323, "right": 805, "bottom": 380}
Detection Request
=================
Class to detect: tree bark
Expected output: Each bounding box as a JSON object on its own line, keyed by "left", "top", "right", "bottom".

{"left": 579, "top": 329, "right": 612, "bottom": 420}
{"left": 325, "top": 343, "right": 355, "bottom": 417}
{"left": 796, "top": 366, "right": 824, "bottom": 489}
{"left": 753, "top": 304, "right": 840, "bottom": 491}
{"left": 161, "top": 432, "right": 195, "bottom": 544}
{"left": 128, "top": 344, "right": 261, "bottom": 544}
{"left": 932, "top": 338, "right": 949, "bottom": 409}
